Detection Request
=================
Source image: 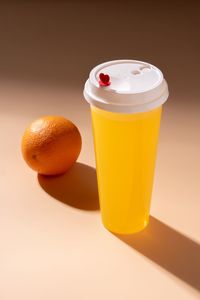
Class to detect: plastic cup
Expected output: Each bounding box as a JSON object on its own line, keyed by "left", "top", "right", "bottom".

{"left": 84, "top": 60, "right": 169, "bottom": 234}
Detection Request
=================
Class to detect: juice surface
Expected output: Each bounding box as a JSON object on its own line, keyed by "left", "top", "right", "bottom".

{"left": 91, "top": 106, "right": 162, "bottom": 234}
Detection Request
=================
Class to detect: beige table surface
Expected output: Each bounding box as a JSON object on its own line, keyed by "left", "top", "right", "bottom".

{"left": 0, "top": 1, "right": 200, "bottom": 300}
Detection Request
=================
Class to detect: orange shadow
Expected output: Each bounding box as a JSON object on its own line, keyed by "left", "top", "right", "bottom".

{"left": 115, "top": 216, "right": 200, "bottom": 291}
{"left": 38, "top": 162, "right": 99, "bottom": 211}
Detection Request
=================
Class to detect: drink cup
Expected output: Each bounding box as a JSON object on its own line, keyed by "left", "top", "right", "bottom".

{"left": 84, "top": 60, "right": 169, "bottom": 234}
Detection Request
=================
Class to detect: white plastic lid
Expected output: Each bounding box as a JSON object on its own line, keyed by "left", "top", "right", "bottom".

{"left": 83, "top": 59, "right": 169, "bottom": 113}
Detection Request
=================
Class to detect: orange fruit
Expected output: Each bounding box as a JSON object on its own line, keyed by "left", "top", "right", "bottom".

{"left": 21, "top": 116, "right": 82, "bottom": 175}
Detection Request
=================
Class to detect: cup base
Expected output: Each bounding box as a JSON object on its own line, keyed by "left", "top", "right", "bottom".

{"left": 103, "top": 218, "right": 149, "bottom": 235}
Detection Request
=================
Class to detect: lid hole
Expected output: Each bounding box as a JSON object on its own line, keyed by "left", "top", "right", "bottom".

{"left": 132, "top": 70, "right": 140, "bottom": 75}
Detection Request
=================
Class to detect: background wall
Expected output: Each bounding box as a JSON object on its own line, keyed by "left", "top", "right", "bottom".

{"left": 0, "top": 0, "right": 199, "bottom": 91}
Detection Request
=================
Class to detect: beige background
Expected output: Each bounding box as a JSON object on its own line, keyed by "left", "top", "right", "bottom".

{"left": 0, "top": 1, "right": 200, "bottom": 299}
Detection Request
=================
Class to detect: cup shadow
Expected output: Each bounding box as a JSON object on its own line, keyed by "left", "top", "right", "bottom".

{"left": 115, "top": 216, "right": 200, "bottom": 291}
{"left": 38, "top": 162, "right": 100, "bottom": 211}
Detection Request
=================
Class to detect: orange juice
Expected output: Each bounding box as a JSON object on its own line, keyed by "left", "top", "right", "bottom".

{"left": 84, "top": 59, "right": 169, "bottom": 234}
{"left": 91, "top": 105, "right": 162, "bottom": 234}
